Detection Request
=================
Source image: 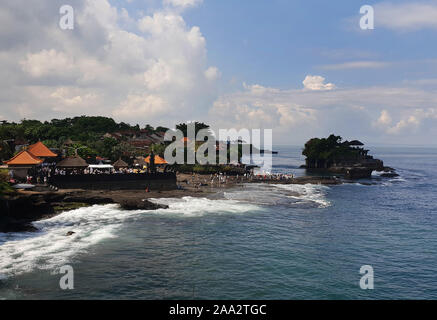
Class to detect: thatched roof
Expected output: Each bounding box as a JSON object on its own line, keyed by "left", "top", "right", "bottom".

{"left": 133, "top": 156, "right": 147, "bottom": 167}
{"left": 63, "top": 138, "right": 74, "bottom": 145}
{"left": 348, "top": 140, "right": 364, "bottom": 146}
{"left": 57, "top": 156, "right": 88, "bottom": 168}
{"left": 113, "top": 158, "right": 128, "bottom": 168}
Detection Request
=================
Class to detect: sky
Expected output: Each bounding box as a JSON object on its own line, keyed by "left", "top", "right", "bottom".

{"left": 1, "top": 0, "right": 437, "bottom": 145}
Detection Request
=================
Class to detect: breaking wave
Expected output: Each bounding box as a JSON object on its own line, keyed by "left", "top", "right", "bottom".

{"left": 149, "top": 196, "right": 262, "bottom": 217}
{"left": 0, "top": 197, "right": 262, "bottom": 279}
{"left": 0, "top": 183, "right": 331, "bottom": 280}
{"left": 0, "top": 204, "right": 129, "bottom": 279}
{"left": 224, "top": 183, "right": 331, "bottom": 208}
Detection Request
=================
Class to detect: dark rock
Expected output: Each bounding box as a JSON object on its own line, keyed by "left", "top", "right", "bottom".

{"left": 119, "top": 199, "right": 169, "bottom": 211}
{"left": 288, "top": 176, "right": 341, "bottom": 185}
{"left": 344, "top": 167, "right": 373, "bottom": 179}
{"left": 328, "top": 166, "right": 373, "bottom": 179}
{"left": 0, "top": 218, "right": 38, "bottom": 233}
{"left": 380, "top": 173, "right": 400, "bottom": 178}
{"left": 62, "top": 196, "right": 114, "bottom": 205}
{"left": 66, "top": 231, "right": 75, "bottom": 236}
{"left": 0, "top": 195, "right": 54, "bottom": 220}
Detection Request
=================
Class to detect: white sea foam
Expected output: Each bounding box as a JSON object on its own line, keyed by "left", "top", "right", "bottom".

{"left": 0, "top": 188, "right": 326, "bottom": 279}
{"left": 372, "top": 171, "right": 384, "bottom": 177}
{"left": 150, "top": 196, "right": 262, "bottom": 217}
{"left": 371, "top": 170, "right": 407, "bottom": 185}
{"left": 0, "top": 204, "right": 142, "bottom": 279}
{"left": 0, "top": 197, "right": 262, "bottom": 279}
{"left": 272, "top": 184, "right": 331, "bottom": 208}
{"left": 223, "top": 183, "right": 331, "bottom": 208}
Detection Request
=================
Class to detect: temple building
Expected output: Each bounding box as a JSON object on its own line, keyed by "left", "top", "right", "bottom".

{"left": 3, "top": 141, "right": 58, "bottom": 179}
{"left": 27, "top": 141, "right": 58, "bottom": 160}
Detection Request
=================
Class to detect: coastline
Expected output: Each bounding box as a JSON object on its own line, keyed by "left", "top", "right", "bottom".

{"left": 0, "top": 173, "right": 343, "bottom": 233}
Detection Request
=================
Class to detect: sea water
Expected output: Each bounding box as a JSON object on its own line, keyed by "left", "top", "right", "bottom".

{"left": 0, "top": 146, "right": 436, "bottom": 299}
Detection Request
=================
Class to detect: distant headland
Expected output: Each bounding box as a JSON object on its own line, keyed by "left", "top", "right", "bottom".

{"left": 301, "top": 134, "right": 396, "bottom": 179}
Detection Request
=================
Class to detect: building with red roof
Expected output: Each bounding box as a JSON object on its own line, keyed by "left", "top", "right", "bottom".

{"left": 4, "top": 150, "right": 43, "bottom": 167}
{"left": 27, "top": 141, "right": 58, "bottom": 158}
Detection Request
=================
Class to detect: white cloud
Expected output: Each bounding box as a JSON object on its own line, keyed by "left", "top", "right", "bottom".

{"left": 376, "top": 110, "right": 392, "bottom": 126}
{"left": 387, "top": 115, "right": 420, "bottom": 134}
{"left": 163, "top": 0, "right": 203, "bottom": 9}
{"left": 20, "top": 50, "right": 74, "bottom": 78}
{"left": 0, "top": 0, "right": 219, "bottom": 126}
{"left": 113, "top": 94, "right": 169, "bottom": 118}
{"left": 210, "top": 77, "right": 437, "bottom": 144}
{"left": 321, "top": 61, "right": 389, "bottom": 70}
{"left": 375, "top": 2, "right": 437, "bottom": 31}
{"left": 302, "top": 75, "right": 335, "bottom": 91}
{"left": 376, "top": 108, "right": 437, "bottom": 135}
{"left": 205, "top": 66, "right": 220, "bottom": 81}
{"left": 243, "top": 83, "right": 280, "bottom": 95}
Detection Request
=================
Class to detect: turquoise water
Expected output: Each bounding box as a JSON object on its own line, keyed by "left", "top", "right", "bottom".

{"left": 1, "top": 146, "right": 436, "bottom": 299}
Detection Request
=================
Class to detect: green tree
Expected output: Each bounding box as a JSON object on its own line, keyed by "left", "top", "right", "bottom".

{"left": 176, "top": 122, "right": 211, "bottom": 137}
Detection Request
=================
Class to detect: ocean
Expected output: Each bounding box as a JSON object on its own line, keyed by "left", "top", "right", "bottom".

{"left": 1, "top": 146, "right": 436, "bottom": 299}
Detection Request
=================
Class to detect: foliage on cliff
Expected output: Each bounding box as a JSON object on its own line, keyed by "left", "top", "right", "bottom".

{"left": 0, "top": 116, "right": 169, "bottom": 161}
{"left": 175, "top": 122, "right": 211, "bottom": 137}
{"left": 302, "top": 134, "right": 363, "bottom": 165}
{"left": 0, "top": 182, "right": 15, "bottom": 196}
{"left": 0, "top": 169, "right": 14, "bottom": 196}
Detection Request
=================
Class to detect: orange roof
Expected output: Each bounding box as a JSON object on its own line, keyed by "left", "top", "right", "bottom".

{"left": 4, "top": 150, "right": 43, "bottom": 165}
{"left": 27, "top": 141, "right": 57, "bottom": 158}
{"left": 145, "top": 155, "right": 168, "bottom": 165}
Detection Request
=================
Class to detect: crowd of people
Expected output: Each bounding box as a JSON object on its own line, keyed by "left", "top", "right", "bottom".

{"left": 252, "top": 173, "right": 294, "bottom": 181}
{"left": 178, "top": 171, "right": 295, "bottom": 190}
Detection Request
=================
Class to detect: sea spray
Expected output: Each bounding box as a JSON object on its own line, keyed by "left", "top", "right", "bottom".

{"left": 224, "top": 183, "right": 331, "bottom": 208}
{"left": 0, "top": 197, "right": 262, "bottom": 279}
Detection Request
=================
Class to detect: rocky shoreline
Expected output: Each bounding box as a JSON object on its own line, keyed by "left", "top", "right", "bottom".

{"left": 0, "top": 170, "right": 395, "bottom": 233}
{"left": 0, "top": 189, "right": 173, "bottom": 233}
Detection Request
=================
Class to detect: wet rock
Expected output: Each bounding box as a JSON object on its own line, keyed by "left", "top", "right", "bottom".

{"left": 380, "top": 172, "right": 399, "bottom": 178}
{"left": 0, "top": 218, "right": 38, "bottom": 233}
{"left": 66, "top": 231, "right": 75, "bottom": 236}
{"left": 119, "top": 199, "right": 168, "bottom": 211}
{"left": 62, "top": 196, "right": 114, "bottom": 205}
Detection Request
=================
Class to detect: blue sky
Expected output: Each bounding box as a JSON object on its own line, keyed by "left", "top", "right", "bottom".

{"left": 1, "top": 0, "right": 437, "bottom": 145}
{"left": 114, "top": 0, "right": 437, "bottom": 88}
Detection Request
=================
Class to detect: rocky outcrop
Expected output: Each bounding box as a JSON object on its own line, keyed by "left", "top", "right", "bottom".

{"left": 119, "top": 199, "right": 168, "bottom": 211}
{"left": 302, "top": 135, "right": 386, "bottom": 179}
{"left": 328, "top": 166, "right": 374, "bottom": 179}
{"left": 62, "top": 195, "right": 115, "bottom": 205}
{"left": 0, "top": 190, "right": 170, "bottom": 233}
{"left": 0, "top": 194, "right": 56, "bottom": 232}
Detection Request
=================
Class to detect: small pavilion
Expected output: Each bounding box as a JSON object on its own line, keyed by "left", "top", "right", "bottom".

{"left": 113, "top": 158, "right": 129, "bottom": 171}
{"left": 4, "top": 150, "right": 43, "bottom": 179}
{"left": 56, "top": 156, "right": 89, "bottom": 173}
